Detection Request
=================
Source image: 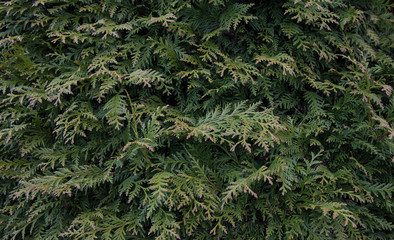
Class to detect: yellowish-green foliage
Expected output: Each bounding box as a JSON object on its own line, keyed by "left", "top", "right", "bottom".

{"left": 0, "top": 0, "right": 393, "bottom": 239}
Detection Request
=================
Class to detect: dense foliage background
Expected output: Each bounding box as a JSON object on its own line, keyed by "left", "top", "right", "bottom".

{"left": 0, "top": 0, "right": 393, "bottom": 239}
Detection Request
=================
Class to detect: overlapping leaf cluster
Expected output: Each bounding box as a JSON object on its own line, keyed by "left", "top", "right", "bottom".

{"left": 0, "top": 0, "right": 393, "bottom": 239}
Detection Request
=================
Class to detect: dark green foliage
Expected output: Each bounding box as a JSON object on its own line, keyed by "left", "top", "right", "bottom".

{"left": 0, "top": 0, "right": 393, "bottom": 239}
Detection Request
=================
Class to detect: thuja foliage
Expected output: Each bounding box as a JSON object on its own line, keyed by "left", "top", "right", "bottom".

{"left": 0, "top": 0, "right": 393, "bottom": 239}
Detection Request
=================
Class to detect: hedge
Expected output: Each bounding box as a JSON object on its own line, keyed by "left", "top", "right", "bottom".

{"left": 0, "top": 0, "right": 393, "bottom": 239}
